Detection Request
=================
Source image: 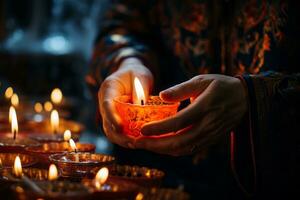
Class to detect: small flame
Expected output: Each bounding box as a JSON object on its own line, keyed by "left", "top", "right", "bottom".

{"left": 10, "top": 106, "right": 18, "bottom": 139}
{"left": 34, "top": 102, "right": 43, "bottom": 113}
{"left": 0, "top": 158, "right": 2, "bottom": 168}
{"left": 94, "top": 167, "right": 109, "bottom": 189}
{"left": 4, "top": 87, "right": 13, "bottom": 99}
{"left": 50, "top": 110, "right": 59, "bottom": 133}
{"left": 69, "top": 139, "right": 77, "bottom": 152}
{"left": 13, "top": 156, "right": 22, "bottom": 177}
{"left": 51, "top": 88, "right": 63, "bottom": 104}
{"left": 135, "top": 193, "right": 144, "bottom": 200}
{"left": 44, "top": 101, "right": 53, "bottom": 112}
{"left": 11, "top": 94, "right": 19, "bottom": 107}
{"left": 48, "top": 164, "right": 58, "bottom": 181}
{"left": 133, "top": 77, "right": 146, "bottom": 105}
{"left": 63, "top": 130, "right": 71, "bottom": 141}
{"left": 9, "top": 106, "right": 15, "bottom": 123}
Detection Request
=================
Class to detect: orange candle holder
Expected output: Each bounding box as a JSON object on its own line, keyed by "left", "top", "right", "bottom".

{"left": 114, "top": 96, "right": 179, "bottom": 137}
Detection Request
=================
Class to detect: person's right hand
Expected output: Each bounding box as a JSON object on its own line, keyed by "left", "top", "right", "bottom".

{"left": 99, "top": 57, "right": 153, "bottom": 148}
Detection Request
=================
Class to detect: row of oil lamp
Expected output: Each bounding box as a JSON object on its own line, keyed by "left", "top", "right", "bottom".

{"left": 0, "top": 81, "right": 188, "bottom": 199}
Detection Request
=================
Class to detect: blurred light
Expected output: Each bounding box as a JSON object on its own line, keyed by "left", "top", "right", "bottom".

{"left": 44, "top": 101, "right": 53, "bottom": 112}
{"left": 34, "top": 102, "right": 43, "bottom": 113}
{"left": 43, "top": 35, "right": 71, "bottom": 55}
{"left": 5, "top": 87, "right": 14, "bottom": 99}
{"left": 51, "top": 88, "right": 63, "bottom": 104}
{"left": 11, "top": 94, "right": 19, "bottom": 107}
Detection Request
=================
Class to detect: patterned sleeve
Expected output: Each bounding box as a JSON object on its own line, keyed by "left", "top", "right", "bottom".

{"left": 232, "top": 72, "right": 300, "bottom": 197}
{"left": 86, "top": 0, "right": 159, "bottom": 92}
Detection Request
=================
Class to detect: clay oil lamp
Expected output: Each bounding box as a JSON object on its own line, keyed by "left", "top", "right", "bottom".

{"left": 25, "top": 109, "right": 84, "bottom": 135}
{"left": 92, "top": 165, "right": 165, "bottom": 187}
{"left": 25, "top": 138, "right": 95, "bottom": 166}
{"left": 114, "top": 77, "right": 179, "bottom": 137}
{"left": 12, "top": 163, "right": 90, "bottom": 200}
{"left": 82, "top": 167, "right": 138, "bottom": 200}
{"left": 0, "top": 107, "right": 40, "bottom": 153}
{"left": 0, "top": 155, "right": 45, "bottom": 198}
{"left": 28, "top": 108, "right": 79, "bottom": 143}
{"left": 49, "top": 141, "right": 115, "bottom": 179}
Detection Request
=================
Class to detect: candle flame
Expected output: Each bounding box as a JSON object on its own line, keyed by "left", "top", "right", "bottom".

{"left": 10, "top": 106, "right": 18, "bottom": 139}
{"left": 135, "top": 193, "right": 144, "bottom": 200}
{"left": 5, "top": 87, "right": 13, "bottom": 99}
{"left": 48, "top": 164, "right": 58, "bottom": 181}
{"left": 63, "top": 130, "right": 71, "bottom": 141}
{"left": 51, "top": 88, "right": 63, "bottom": 104}
{"left": 13, "top": 156, "right": 22, "bottom": 177}
{"left": 50, "top": 110, "right": 59, "bottom": 134}
{"left": 34, "top": 102, "right": 43, "bottom": 113}
{"left": 11, "top": 93, "right": 19, "bottom": 107}
{"left": 94, "top": 167, "right": 109, "bottom": 189}
{"left": 134, "top": 77, "right": 146, "bottom": 105}
{"left": 44, "top": 101, "right": 53, "bottom": 112}
{"left": 69, "top": 139, "right": 77, "bottom": 152}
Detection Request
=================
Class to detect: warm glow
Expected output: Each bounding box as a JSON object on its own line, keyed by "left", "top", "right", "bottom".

{"left": 51, "top": 88, "right": 63, "bottom": 104}
{"left": 94, "top": 167, "right": 109, "bottom": 189}
{"left": 63, "top": 130, "right": 71, "bottom": 141}
{"left": 44, "top": 101, "right": 53, "bottom": 112}
{"left": 50, "top": 110, "right": 59, "bottom": 133}
{"left": 11, "top": 93, "right": 19, "bottom": 107}
{"left": 5, "top": 87, "right": 13, "bottom": 99}
{"left": 135, "top": 193, "right": 144, "bottom": 200}
{"left": 134, "top": 77, "right": 146, "bottom": 105}
{"left": 9, "top": 106, "right": 16, "bottom": 123}
{"left": 13, "top": 156, "right": 22, "bottom": 177}
{"left": 11, "top": 106, "right": 18, "bottom": 139}
{"left": 34, "top": 102, "right": 43, "bottom": 113}
{"left": 48, "top": 164, "right": 58, "bottom": 181}
{"left": 69, "top": 139, "right": 77, "bottom": 152}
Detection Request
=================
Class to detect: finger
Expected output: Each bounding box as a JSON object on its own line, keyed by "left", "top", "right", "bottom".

{"left": 99, "top": 79, "right": 125, "bottom": 132}
{"left": 141, "top": 82, "right": 215, "bottom": 136}
{"left": 160, "top": 76, "right": 211, "bottom": 102}
{"left": 159, "top": 79, "right": 198, "bottom": 102}
{"left": 135, "top": 126, "right": 197, "bottom": 156}
{"left": 137, "top": 118, "right": 222, "bottom": 156}
{"left": 102, "top": 119, "right": 135, "bottom": 149}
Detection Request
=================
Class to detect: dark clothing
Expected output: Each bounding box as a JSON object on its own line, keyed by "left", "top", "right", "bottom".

{"left": 88, "top": 0, "right": 300, "bottom": 199}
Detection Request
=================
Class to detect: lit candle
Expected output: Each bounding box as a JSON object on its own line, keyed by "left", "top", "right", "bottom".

{"left": 63, "top": 130, "right": 71, "bottom": 141}
{"left": 4, "top": 87, "right": 13, "bottom": 99}
{"left": 114, "top": 77, "right": 179, "bottom": 137}
{"left": 11, "top": 93, "right": 19, "bottom": 107}
{"left": 50, "top": 110, "right": 59, "bottom": 134}
{"left": 94, "top": 167, "right": 109, "bottom": 190}
{"left": 69, "top": 139, "right": 79, "bottom": 162}
{"left": 48, "top": 164, "right": 58, "bottom": 181}
{"left": 51, "top": 88, "right": 63, "bottom": 105}
{"left": 11, "top": 106, "right": 18, "bottom": 140}
{"left": 13, "top": 156, "right": 23, "bottom": 178}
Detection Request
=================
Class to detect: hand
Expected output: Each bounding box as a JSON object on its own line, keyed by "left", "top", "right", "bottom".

{"left": 135, "top": 74, "right": 248, "bottom": 156}
{"left": 99, "top": 57, "right": 153, "bottom": 148}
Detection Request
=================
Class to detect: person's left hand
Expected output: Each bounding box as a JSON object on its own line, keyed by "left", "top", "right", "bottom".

{"left": 134, "top": 74, "right": 248, "bottom": 156}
